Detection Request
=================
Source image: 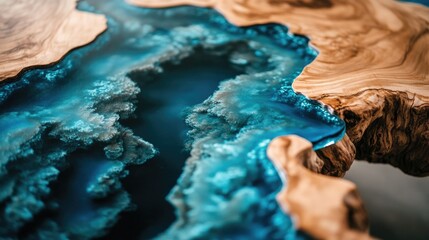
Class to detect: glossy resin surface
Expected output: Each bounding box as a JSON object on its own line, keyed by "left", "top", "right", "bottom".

{"left": 0, "top": 0, "right": 344, "bottom": 239}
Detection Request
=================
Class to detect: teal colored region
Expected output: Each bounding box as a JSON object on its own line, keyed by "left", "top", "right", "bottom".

{"left": 401, "top": 0, "right": 429, "bottom": 6}
{"left": 0, "top": 0, "right": 344, "bottom": 239}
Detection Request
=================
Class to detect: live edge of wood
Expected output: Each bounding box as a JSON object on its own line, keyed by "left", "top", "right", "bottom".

{"left": 0, "top": 0, "right": 107, "bottom": 81}
{"left": 130, "top": 0, "right": 429, "bottom": 239}
{"left": 2, "top": 0, "right": 428, "bottom": 239}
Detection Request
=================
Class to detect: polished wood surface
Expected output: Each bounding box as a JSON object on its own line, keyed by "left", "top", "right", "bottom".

{"left": 0, "top": 0, "right": 107, "bottom": 81}
{"left": 130, "top": 0, "right": 429, "bottom": 176}
{"left": 267, "top": 135, "right": 370, "bottom": 240}
{"left": 130, "top": 0, "right": 429, "bottom": 238}
{"left": 2, "top": 0, "right": 427, "bottom": 238}
{"left": 129, "top": 0, "right": 429, "bottom": 102}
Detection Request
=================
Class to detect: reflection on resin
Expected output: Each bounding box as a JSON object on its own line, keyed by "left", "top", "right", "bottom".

{"left": 0, "top": 0, "right": 344, "bottom": 239}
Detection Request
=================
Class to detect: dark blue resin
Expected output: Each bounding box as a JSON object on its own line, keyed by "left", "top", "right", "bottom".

{"left": 0, "top": 0, "right": 344, "bottom": 239}
{"left": 402, "top": 0, "right": 429, "bottom": 6}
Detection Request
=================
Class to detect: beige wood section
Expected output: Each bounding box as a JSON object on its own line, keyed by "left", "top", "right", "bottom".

{"left": 0, "top": 0, "right": 107, "bottom": 81}
{"left": 267, "top": 135, "right": 371, "bottom": 240}
{"left": 130, "top": 0, "right": 429, "bottom": 175}
{"left": 129, "top": 0, "right": 429, "bottom": 238}
{"left": 2, "top": 0, "right": 427, "bottom": 238}
{"left": 129, "top": 0, "right": 429, "bottom": 103}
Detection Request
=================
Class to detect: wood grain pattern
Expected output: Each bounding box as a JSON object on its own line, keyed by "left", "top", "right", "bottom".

{"left": 129, "top": 0, "right": 429, "bottom": 102}
{"left": 2, "top": 0, "right": 426, "bottom": 238}
{"left": 0, "top": 0, "right": 107, "bottom": 81}
{"left": 130, "top": 0, "right": 428, "bottom": 238}
{"left": 267, "top": 135, "right": 370, "bottom": 240}
{"left": 130, "top": 0, "right": 429, "bottom": 176}
{"left": 318, "top": 90, "right": 429, "bottom": 177}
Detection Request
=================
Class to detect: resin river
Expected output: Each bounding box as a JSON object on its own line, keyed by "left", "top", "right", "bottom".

{"left": 0, "top": 0, "right": 344, "bottom": 239}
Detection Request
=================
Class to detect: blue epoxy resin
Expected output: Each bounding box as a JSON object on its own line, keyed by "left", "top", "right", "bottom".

{"left": 0, "top": 0, "right": 344, "bottom": 239}
{"left": 402, "top": 0, "right": 429, "bottom": 6}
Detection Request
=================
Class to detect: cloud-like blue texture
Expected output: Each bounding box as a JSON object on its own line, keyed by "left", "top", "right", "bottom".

{"left": 0, "top": 1, "right": 344, "bottom": 239}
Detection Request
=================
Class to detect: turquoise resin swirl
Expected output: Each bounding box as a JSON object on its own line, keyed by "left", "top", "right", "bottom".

{"left": 0, "top": 0, "right": 344, "bottom": 239}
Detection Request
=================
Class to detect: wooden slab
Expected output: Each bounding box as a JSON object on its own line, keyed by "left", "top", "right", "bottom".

{"left": 0, "top": 0, "right": 107, "bottom": 81}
